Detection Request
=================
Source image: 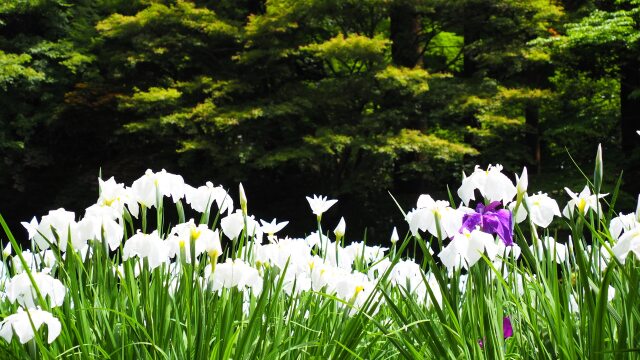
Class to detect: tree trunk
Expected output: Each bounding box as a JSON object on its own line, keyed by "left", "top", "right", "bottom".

{"left": 247, "top": 0, "right": 265, "bottom": 15}
{"left": 390, "top": 3, "right": 421, "bottom": 68}
{"left": 620, "top": 53, "right": 640, "bottom": 194}
{"left": 620, "top": 55, "right": 640, "bottom": 153}
{"left": 461, "top": 1, "right": 480, "bottom": 77}
{"left": 560, "top": 0, "right": 589, "bottom": 12}
{"left": 525, "top": 104, "right": 542, "bottom": 174}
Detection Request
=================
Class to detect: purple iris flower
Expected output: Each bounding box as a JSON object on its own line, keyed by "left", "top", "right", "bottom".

{"left": 460, "top": 201, "right": 513, "bottom": 246}
{"left": 479, "top": 317, "right": 514, "bottom": 348}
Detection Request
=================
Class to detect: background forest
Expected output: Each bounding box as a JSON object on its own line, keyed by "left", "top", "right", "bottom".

{"left": 1, "top": 0, "right": 639, "bottom": 240}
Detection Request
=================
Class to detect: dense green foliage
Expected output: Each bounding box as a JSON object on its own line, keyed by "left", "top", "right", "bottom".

{"left": 1, "top": 0, "right": 638, "bottom": 238}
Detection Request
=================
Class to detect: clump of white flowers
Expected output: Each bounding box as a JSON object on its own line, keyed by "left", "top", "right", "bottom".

{"left": 0, "top": 308, "right": 61, "bottom": 344}
{"left": 2, "top": 155, "right": 635, "bottom": 351}
{"left": 122, "top": 231, "right": 171, "bottom": 270}
{"left": 5, "top": 272, "right": 66, "bottom": 309}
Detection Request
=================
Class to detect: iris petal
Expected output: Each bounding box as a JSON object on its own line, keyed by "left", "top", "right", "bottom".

{"left": 460, "top": 203, "right": 514, "bottom": 246}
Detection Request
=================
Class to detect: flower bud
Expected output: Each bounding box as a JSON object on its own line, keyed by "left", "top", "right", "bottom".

{"left": 2, "top": 242, "right": 11, "bottom": 258}
{"left": 334, "top": 217, "right": 346, "bottom": 240}
{"left": 516, "top": 167, "right": 528, "bottom": 199}
{"left": 390, "top": 227, "right": 399, "bottom": 244}
{"left": 239, "top": 183, "right": 248, "bottom": 216}
{"left": 593, "top": 144, "right": 603, "bottom": 194}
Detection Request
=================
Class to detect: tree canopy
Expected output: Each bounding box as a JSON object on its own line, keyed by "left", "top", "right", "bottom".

{"left": 1, "top": 0, "right": 638, "bottom": 238}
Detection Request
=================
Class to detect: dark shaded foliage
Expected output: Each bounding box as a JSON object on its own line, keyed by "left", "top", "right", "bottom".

{"left": 0, "top": 0, "right": 638, "bottom": 243}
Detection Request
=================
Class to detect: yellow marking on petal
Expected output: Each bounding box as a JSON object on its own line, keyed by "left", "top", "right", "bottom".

{"left": 355, "top": 285, "right": 365, "bottom": 294}
{"left": 578, "top": 199, "right": 587, "bottom": 213}
{"left": 190, "top": 228, "right": 201, "bottom": 240}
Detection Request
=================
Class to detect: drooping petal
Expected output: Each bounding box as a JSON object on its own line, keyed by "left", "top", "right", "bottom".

{"left": 508, "top": 201, "right": 527, "bottom": 224}
{"left": 494, "top": 209, "right": 513, "bottom": 246}
{"left": 612, "top": 228, "right": 640, "bottom": 264}
{"left": 457, "top": 171, "right": 477, "bottom": 206}
{"left": 438, "top": 240, "right": 463, "bottom": 272}
{"left": 221, "top": 211, "right": 245, "bottom": 240}
{"left": 460, "top": 213, "right": 482, "bottom": 233}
